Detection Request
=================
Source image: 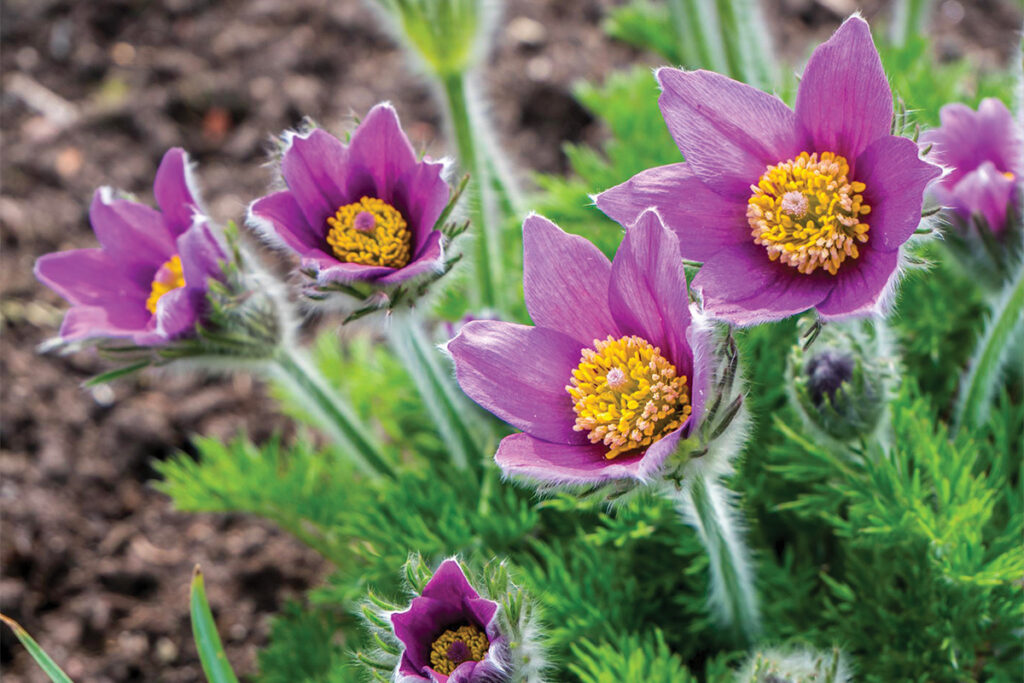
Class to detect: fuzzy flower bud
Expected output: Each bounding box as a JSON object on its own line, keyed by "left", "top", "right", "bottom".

{"left": 356, "top": 555, "right": 545, "bottom": 683}
{"left": 736, "top": 646, "right": 851, "bottom": 683}
{"left": 788, "top": 318, "right": 896, "bottom": 443}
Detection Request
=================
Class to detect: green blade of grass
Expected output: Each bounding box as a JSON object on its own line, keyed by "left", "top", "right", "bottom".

{"left": 190, "top": 566, "right": 240, "bottom": 683}
{"left": 0, "top": 613, "right": 74, "bottom": 683}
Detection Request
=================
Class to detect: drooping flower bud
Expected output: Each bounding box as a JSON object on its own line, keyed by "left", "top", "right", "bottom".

{"left": 788, "top": 317, "right": 896, "bottom": 443}
{"left": 736, "top": 646, "right": 852, "bottom": 683}
{"left": 356, "top": 555, "right": 546, "bottom": 683}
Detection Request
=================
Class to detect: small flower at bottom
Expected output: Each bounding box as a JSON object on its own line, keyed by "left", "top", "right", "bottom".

{"left": 247, "top": 103, "right": 465, "bottom": 312}
{"left": 596, "top": 15, "right": 941, "bottom": 325}
{"left": 448, "top": 210, "right": 714, "bottom": 488}
{"left": 34, "top": 148, "right": 225, "bottom": 346}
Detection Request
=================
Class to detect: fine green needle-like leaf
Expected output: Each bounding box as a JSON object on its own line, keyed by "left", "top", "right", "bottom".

{"left": 190, "top": 567, "right": 240, "bottom": 683}
{"left": 0, "top": 613, "right": 74, "bottom": 683}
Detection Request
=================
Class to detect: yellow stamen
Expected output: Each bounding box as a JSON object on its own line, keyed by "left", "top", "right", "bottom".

{"left": 1004, "top": 171, "right": 1016, "bottom": 181}
{"left": 145, "top": 255, "right": 185, "bottom": 314}
{"left": 429, "top": 624, "right": 489, "bottom": 675}
{"left": 325, "top": 196, "right": 411, "bottom": 268}
{"left": 748, "top": 151, "right": 871, "bottom": 276}
{"left": 566, "top": 335, "right": 691, "bottom": 460}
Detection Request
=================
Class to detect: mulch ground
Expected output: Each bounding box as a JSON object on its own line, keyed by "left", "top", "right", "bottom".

{"left": 1, "top": 0, "right": 1018, "bottom": 680}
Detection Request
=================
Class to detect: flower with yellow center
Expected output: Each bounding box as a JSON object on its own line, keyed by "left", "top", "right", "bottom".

{"left": 429, "top": 624, "right": 490, "bottom": 676}
{"left": 145, "top": 255, "right": 186, "bottom": 314}
{"left": 326, "top": 196, "right": 412, "bottom": 269}
{"left": 567, "top": 335, "right": 692, "bottom": 460}
{"left": 748, "top": 151, "right": 871, "bottom": 276}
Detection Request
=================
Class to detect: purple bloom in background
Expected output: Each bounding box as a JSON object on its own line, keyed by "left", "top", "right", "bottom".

{"left": 35, "top": 148, "right": 224, "bottom": 345}
{"left": 919, "top": 98, "right": 1022, "bottom": 236}
{"left": 248, "top": 103, "right": 450, "bottom": 287}
{"left": 391, "top": 559, "right": 506, "bottom": 683}
{"left": 449, "top": 210, "right": 711, "bottom": 485}
{"left": 597, "top": 15, "right": 940, "bottom": 325}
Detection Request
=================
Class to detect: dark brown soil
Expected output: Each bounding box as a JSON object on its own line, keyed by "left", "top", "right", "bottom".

{"left": 1, "top": 0, "right": 1019, "bottom": 681}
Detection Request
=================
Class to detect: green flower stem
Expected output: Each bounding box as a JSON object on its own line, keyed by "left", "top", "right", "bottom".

{"left": 271, "top": 346, "right": 396, "bottom": 479}
{"left": 671, "top": 469, "right": 761, "bottom": 644}
{"left": 387, "top": 312, "right": 484, "bottom": 472}
{"left": 714, "top": 0, "right": 776, "bottom": 89}
{"left": 889, "top": 0, "right": 934, "bottom": 47}
{"left": 955, "top": 260, "right": 1024, "bottom": 432}
{"left": 668, "top": 0, "right": 729, "bottom": 74}
{"left": 440, "top": 70, "right": 504, "bottom": 311}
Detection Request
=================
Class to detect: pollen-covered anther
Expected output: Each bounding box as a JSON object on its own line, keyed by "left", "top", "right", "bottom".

{"left": 146, "top": 254, "right": 185, "bottom": 314}
{"left": 566, "top": 335, "right": 692, "bottom": 460}
{"left": 429, "top": 624, "right": 489, "bottom": 675}
{"left": 326, "top": 196, "right": 412, "bottom": 268}
{"left": 747, "top": 151, "right": 871, "bottom": 276}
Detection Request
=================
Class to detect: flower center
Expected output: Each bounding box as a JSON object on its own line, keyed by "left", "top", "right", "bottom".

{"left": 325, "top": 196, "right": 412, "bottom": 269}
{"left": 747, "top": 151, "right": 871, "bottom": 276}
{"left": 429, "top": 624, "right": 489, "bottom": 675}
{"left": 145, "top": 255, "right": 185, "bottom": 314}
{"left": 566, "top": 335, "right": 692, "bottom": 460}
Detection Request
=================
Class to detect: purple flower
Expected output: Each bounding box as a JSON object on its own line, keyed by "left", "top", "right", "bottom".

{"left": 247, "top": 103, "right": 450, "bottom": 287}
{"left": 34, "top": 148, "right": 224, "bottom": 345}
{"left": 391, "top": 559, "right": 506, "bottom": 683}
{"left": 919, "top": 98, "right": 1022, "bottom": 236}
{"left": 448, "top": 210, "right": 711, "bottom": 486}
{"left": 596, "top": 15, "right": 941, "bottom": 326}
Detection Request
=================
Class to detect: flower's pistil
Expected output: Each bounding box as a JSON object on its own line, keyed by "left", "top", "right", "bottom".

{"left": 567, "top": 335, "right": 691, "bottom": 460}
{"left": 146, "top": 255, "right": 185, "bottom": 314}
{"left": 748, "top": 151, "right": 871, "bottom": 275}
{"left": 326, "top": 196, "right": 411, "bottom": 268}
{"left": 429, "top": 624, "right": 489, "bottom": 675}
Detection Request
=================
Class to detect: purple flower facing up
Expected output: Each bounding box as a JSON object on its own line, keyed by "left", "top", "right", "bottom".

{"left": 596, "top": 15, "right": 941, "bottom": 326}
{"left": 449, "top": 210, "right": 711, "bottom": 485}
{"left": 919, "top": 98, "right": 1022, "bottom": 236}
{"left": 391, "top": 560, "right": 506, "bottom": 683}
{"left": 248, "top": 103, "right": 450, "bottom": 288}
{"left": 34, "top": 148, "right": 225, "bottom": 346}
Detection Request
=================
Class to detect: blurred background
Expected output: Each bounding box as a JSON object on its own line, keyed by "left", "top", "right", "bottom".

{"left": 1, "top": 0, "right": 1020, "bottom": 680}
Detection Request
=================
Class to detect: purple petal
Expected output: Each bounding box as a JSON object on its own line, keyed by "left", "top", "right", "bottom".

{"left": 951, "top": 161, "right": 1017, "bottom": 233}
{"left": 248, "top": 190, "right": 328, "bottom": 255}
{"left": 313, "top": 260, "right": 398, "bottom": 284}
{"left": 281, "top": 128, "right": 351, "bottom": 230}
{"left": 392, "top": 597, "right": 465, "bottom": 673}
{"left": 920, "top": 98, "right": 1023, "bottom": 187}
{"left": 595, "top": 163, "right": 749, "bottom": 262}
{"left": 521, "top": 214, "right": 619, "bottom": 346}
{"left": 609, "top": 209, "right": 693, "bottom": 375}
{"left": 57, "top": 305, "right": 152, "bottom": 343}
{"left": 154, "top": 286, "right": 202, "bottom": 339}
{"left": 153, "top": 148, "right": 203, "bottom": 237}
{"left": 494, "top": 433, "right": 648, "bottom": 484}
{"left": 35, "top": 248, "right": 148, "bottom": 306}
{"left": 795, "top": 15, "right": 892, "bottom": 162}
{"left": 693, "top": 242, "right": 833, "bottom": 326}
{"left": 815, "top": 242, "right": 900, "bottom": 319}
{"left": 375, "top": 231, "right": 444, "bottom": 285}
{"left": 448, "top": 321, "right": 586, "bottom": 445}
{"left": 346, "top": 103, "right": 418, "bottom": 202}
{"left": 393, "top": 156, "right": 451, "bottom": 253}
{"left": 657, "top": 67, "right": 807, "bottom": 200}
{"left": 422, "top": 559, "right": 480, "bottom": 603}
{"left": 177, "top": 217, "right": 226, "bottom": 289}
{"left": 89, "top": 188, "right": 176, "bottom": 270}
{"left": 856, "top": 135, "right": 940, "bottom": 251}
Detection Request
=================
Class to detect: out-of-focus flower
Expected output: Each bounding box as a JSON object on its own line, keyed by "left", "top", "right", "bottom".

{"left": 737, "top": 646, "right": 852, "bottom": 683}
{"left": 597, "top": 15, "right": 940, "bottom": 325}
{"left": 919, "top": 98, "right": 1022, "bottom": 237}
{"left": 248, "top": 103, "right": 451, "bottom": 290}
{"left": 390, "top": 559, "right": 507, "bottom": 682}
{"left": 35, "top": 148, "right": 224, "bottom": 346}
{"left": 449, "top": 210, "right": 713, "bottom": 486}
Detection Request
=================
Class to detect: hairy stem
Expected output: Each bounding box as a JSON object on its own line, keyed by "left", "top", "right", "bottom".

{"left": 670, "top": 470, "right": 761, "bottom": 644}
{"left": 272, "top": 346, "right": 396, "bottom": 479}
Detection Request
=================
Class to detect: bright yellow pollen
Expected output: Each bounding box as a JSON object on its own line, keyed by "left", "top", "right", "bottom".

{"left": 748, "top": 151, "right": 871, "bottom": 276}
{"left": 429, "top": 624, "right": 489, "bottom": 675}
{"left": 145, "top": 255, "right": 185, "bottom": 314}
{"left": 1004, "top": 171, "right": 1016, "bottom": 180}
{"left": 325, "top": 196, "right": 411, "bottom": 268}
{"left": 567, "top": 335, "right": 692, "bottom": 460}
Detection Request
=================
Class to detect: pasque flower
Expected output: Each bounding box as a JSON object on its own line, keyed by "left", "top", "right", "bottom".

{"left": 247, "top": 103, "right": 450, "bottom": 288}
{"left": 35, "top": 148, "right": 225, "bottom": 345}
{"left": 596, "top": 15, "right": 940, "bottom": 325}
{"left": 391, "top": 559, "right": 507, "bottom": 683}
{"left": 449, "top": 210, "right": 711, "bottom": 485}
{"left": 919, "top": 97, "right": 1022, "bottom": 237}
